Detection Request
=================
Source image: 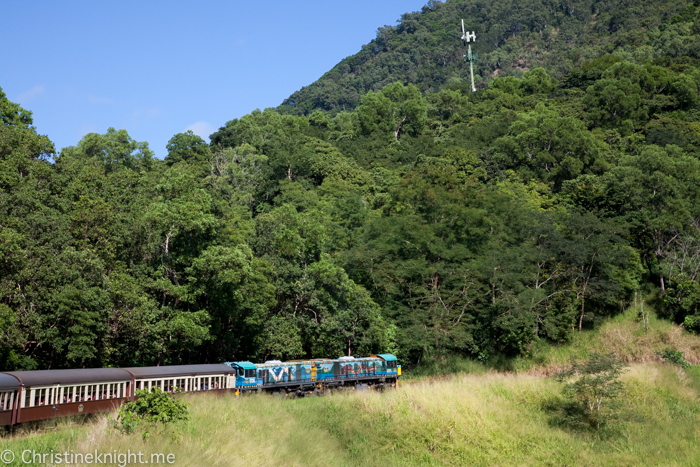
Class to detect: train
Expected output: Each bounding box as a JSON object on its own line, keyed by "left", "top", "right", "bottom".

{"left": 0, "top": 354, "right": 400, "bottom": 427}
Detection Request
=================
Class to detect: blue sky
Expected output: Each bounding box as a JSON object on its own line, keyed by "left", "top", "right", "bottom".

{"left": 2, "top": 1, "right": 427, "bottom": 158}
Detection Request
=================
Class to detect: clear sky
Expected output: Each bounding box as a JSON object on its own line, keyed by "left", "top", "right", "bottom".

{"left": 2, "top": 1, "right": 427, "bottom": 158}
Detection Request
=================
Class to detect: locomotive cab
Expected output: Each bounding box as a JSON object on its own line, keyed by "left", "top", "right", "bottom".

{"left": 373, "top": 354, "right": 401, "bottom": 376}
{"left": 224, "top": 362, "right": 259, "bottom": 389}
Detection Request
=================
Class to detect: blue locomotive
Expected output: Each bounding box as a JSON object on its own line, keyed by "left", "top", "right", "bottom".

{"left": 225, "top": 354, "right": 401, "bottom": 395}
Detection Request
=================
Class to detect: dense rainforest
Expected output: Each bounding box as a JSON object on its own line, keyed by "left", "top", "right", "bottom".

{"left": 2, "top": 0, "right": 700, "bottom": 371}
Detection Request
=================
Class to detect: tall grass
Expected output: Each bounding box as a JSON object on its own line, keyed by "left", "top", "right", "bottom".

{"left": 510, "top": 304, "right": 700, "bottom": 375}
{"left": 3, "top": 305, "right": 700, "bottom": 466}
{"left": 3, "top": 364, "right": 699, "bottom": 466}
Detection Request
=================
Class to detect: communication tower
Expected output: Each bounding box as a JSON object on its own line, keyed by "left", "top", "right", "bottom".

{"left": 461, "top": 19, "right": 478, "bottom": 92}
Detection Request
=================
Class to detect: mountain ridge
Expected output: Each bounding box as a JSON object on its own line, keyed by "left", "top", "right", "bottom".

{"left": 277, "top": 0, "right": 694, "bottom": 116}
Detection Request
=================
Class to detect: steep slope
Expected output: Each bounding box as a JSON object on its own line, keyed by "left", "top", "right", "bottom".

{"left": 278, "top": 0, "right": 694, "bottom": 115}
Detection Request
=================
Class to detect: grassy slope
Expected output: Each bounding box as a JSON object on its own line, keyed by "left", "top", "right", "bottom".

{"left": 2, "top": 309, "right": 700, "bottom": 466}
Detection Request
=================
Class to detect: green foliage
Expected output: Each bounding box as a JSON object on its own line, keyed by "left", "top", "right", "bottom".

{"left": 553, "top": 353, "right": 627, "bottom": 430}
{"left": 357, "top": 82, "right": 427, "bottom": 140}
{"left": 63, "top": 127, "right": 154, "bottom": 172}
{"left": 113, "top": 388, "right": 189, "bottom": 435}
{"left": 279, "top": 0, "right": 692, "bottom": 116}
{"left": 0, "top": 86, "right": 33, "bottom": 128}
{"left": 165, "top": 130, "right": 211, "bottom": 167}
{"left": 658, "top": 347, "right": 691, "bottom": 369}
{"left": 4, "top": 0, "right": 700, "bottom": 371}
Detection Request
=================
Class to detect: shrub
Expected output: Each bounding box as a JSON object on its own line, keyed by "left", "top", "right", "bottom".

{"left": 553, "top": 353, "right": 627, "bottom": 430}
{"left": 658, "top": 347, "right": 691, "bottom": 369}
{"left": 113, "top": 388, "right": 189, "bottom": 435}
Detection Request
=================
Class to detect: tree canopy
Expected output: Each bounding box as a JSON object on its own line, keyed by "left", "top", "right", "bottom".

{"left": 2, "top": 0, "right": 700, "bottom": 370}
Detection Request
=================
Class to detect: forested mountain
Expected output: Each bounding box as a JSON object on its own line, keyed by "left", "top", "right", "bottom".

{"left": 279, "top": 0, "right": 697, "bottom": 115}
{"left": 2, "top": 0, "right": 700, "bottom": 371}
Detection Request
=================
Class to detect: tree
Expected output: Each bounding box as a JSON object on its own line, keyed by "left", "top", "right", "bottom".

{"left": 554, "top": 353, "right": 627, "bottom": 430}
{"left": 583, "top": 78, "right": 647, "bottom": 129}
{"left": 61, "top": 127, "right": 154, "bottom": 173}
{"left": 521, "top": 68, "right": 558, "bottom": 95}
{"left": 0, "top": 86, "right": 33, "bottom": 128}
{"left": 165, "top": 130, "right": 211, "bottom": 167}
{"left": 357, "top": 82, "right": 427, "bottom": 140}
{"left": 492, "top": 103, "right": 608, "bottom": 188}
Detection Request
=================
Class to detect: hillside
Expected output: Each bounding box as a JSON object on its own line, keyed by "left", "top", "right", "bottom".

{"left": 2, "top": 0, "right": 700, "bottom": 372}
{"left": 3, "top": 312, "right": 700, "bottom": 466}
{"left": 278, "top": 0, "right": 697, "bottom": 115}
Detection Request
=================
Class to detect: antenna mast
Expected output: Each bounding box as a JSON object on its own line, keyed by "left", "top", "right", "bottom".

{"left": 461, "top": 19, "right": 477, "bottom": 92}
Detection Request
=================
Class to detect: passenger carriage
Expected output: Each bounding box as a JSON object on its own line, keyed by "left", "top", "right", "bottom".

{"left": 0, "top": 374, "right": 19, "bottom": 426}
{"left": 3, "top": 368, "right": 132, "bottom": 424}
{"left": 124, "top": 364, "right": 235, "bottom": 394}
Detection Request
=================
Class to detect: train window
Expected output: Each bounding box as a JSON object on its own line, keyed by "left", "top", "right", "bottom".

{"left": 387, "top": 361, "right": 397, "bottom": 369}
{"left": 2, "top": 392, "right": 12, "bottom": 411}
{"left": 245, "top": 369, "right": 255, "bottom": 378}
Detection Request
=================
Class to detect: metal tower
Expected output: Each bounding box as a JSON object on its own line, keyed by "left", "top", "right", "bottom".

{"left": 461, "top": 19, "right": 478, "bottom": 92}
